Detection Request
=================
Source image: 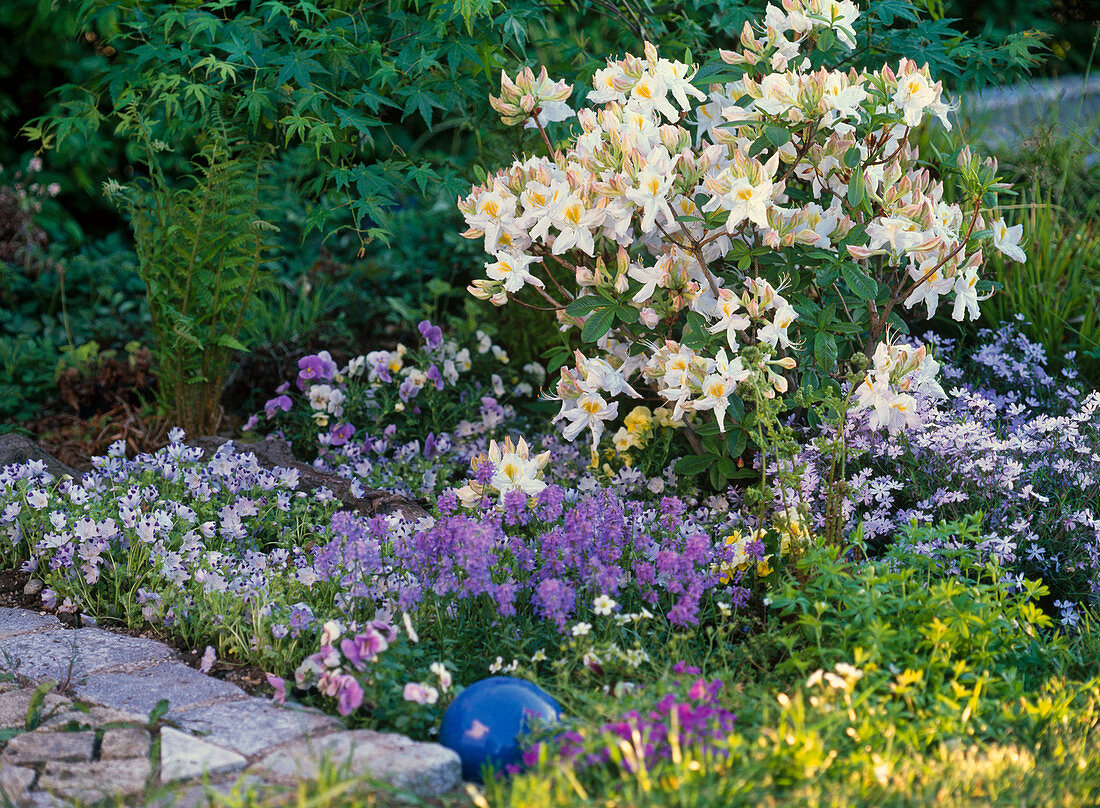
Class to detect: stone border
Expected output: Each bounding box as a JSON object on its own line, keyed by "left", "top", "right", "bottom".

{"left": 0, "top": 606, "right": 460, "bottom": 806}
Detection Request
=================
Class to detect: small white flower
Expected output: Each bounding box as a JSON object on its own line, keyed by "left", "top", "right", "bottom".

{"left": 571, "top": 621, "right": 592, "bottom": 637}
{"left": 593, "top": 595, "right": 617, "bottom": 616}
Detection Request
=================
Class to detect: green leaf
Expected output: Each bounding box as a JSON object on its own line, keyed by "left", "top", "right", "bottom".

{"left": 147, "top": 699, "right": 170, "bottom": 727}
{"left": 841, "top": 262, "right": 878, "bottom": 300}
{"left": 214, "top": 335, "right": 249, "bottom": 352}
{"left": 814, "top": 332, "right": 838, "bottom": 370}
{"left": 614, "top": 305, "right": 639, "bottom": 324}
{"left": 748, "top": 133, "right": 771, "bottom": 158}
{"left": 675, "top": 454, "right": 714, "bottom": 476}
{"left": 843, "top": 146, "right": 862, "bottom": 168}
{"left": 830, "top": 321, "right": 865, "bottom": 334}
{"left": 566, "top": 296, "right": 606, "bottom": 317}
{"left": 25, "top": 680, "right": 56, "bottom": 731}
{"left": 764, "top": 124, "right": 790, "bottom": 147}
{"left": 581, "top": 307, "right": 617, "bottom": 342}
{"left": 682, "top": 311, "right": 709, "bottom": 350}
{"left": 726, "top": 428, "right": 747, "bottom": 458}
{"left": 847, "top": 163, "right": 865, "bottom": 208}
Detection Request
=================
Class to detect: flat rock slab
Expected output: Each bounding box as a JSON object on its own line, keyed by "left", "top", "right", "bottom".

{"left": 39, "top": 703, "right": 147, "bottom": 731}
{"left": 38, "top": 758, "right": 151, "bottom": 803}
{"left": 2, "top": 730, "right": 95, "bottom": 765}
{"left": 73, "top": 662, "right": 245, "bottom": 717}
{"left": 0, "top": 628, "right": 174, "bottom": 681}
{"left": 0, "top": 689, "right": 71, "bottom": 730}
{"left": 100, "top": 726, "right": 151, "bottom": 759}
{"left": 173, "top": 697, "right": 341, "bottom": 757}
{"left": 253, "top": 729, "right": 461, "bottom": 797}
{"left": 0, "top": 607, "right": 61, "bottom": 641}
{"left": 0, "top": 764, "right": 35, "bottom": 804}
{"left": 160, "top": 727, "right": 246, "bottom": 783}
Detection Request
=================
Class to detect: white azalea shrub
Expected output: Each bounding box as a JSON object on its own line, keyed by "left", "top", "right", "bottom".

{"left": 459, "top": 0, "right": 1027, "bottom": 478}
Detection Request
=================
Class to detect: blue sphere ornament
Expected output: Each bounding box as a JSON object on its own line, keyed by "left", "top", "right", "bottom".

{"left": 439, "top": 676, "right": 561, "bottom": 782}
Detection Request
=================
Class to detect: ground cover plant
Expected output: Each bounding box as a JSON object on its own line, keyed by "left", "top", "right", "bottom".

{"left": 3, "top": 0, "right": 1100, "bottom": 806}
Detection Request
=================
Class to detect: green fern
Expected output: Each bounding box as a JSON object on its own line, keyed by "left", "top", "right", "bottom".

{"left": 110, "top": 133, "right": 278, "bottom": 434}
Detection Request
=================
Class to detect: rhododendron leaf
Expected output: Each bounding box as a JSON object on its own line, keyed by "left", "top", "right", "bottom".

{"left": 681, "top": 311, "right": 709, "bottom": 349}
{"left": 675, "top": 454, "right": 713, "bottom": 476}
{"left": 830, "top": 320, "right": 865, "bottom": 334}
{"left": 847, "top": 163, "right": 865, "bottom": 208}
{"left": 886, "top": 311, "right": 909, "bottom": 333}
{"left": 614, "top": 305, "right": 638, "bottom": 324}
{"left": 841, "top": 262, "right": 877, "bottom": 300}
{"left": 843, "top": 146, "right": 862, "bottom": 169}
{"left": 815, "top": 265, "right": 840, "bottom": 286}
{"left": 765, "top": 124, "right": 790, "bottom": 147}
{"left": 726, "top": 427, "right": 748, "bottom": 458}
{"left": 581, "top": 307, "right": 616, "bottom": 342}
{"left": 565, "top": 295, "right": 606, "bottom": 317}
{"left": 814, "top": 332, "right": 838, "bottom": 370}
{"left": 748, "top": 134, "right": 771, "bottom": 158}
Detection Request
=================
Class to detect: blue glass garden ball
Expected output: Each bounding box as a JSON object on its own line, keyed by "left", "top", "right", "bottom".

{"left": 439, "top": 676, "right": 561, "bottom": 782}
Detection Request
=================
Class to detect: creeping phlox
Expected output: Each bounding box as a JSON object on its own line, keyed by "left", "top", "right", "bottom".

{"left": 459, "top": 0, "right": 1026, "bottom": 450}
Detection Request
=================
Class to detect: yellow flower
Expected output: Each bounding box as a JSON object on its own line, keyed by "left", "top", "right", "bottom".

{"left": 624, "top": 405, "right": 653, "bottom": 434}
{"left": 654, "top": 406, "right": 683, "bottom": 428}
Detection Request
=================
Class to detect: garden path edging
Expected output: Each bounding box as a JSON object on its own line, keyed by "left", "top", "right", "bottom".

{"left": 0, "top": 606, "right": 461, "bottom": 806}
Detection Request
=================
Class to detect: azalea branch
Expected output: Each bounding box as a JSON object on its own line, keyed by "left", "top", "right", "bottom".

{"left": 863, "top": 195, "right": 982, "bottom": 355}
{"left": 774, "top": 121, "right": 818, "bottom": 186}
{"left": 656, "top": 220, "right": 721, "bottom": 297}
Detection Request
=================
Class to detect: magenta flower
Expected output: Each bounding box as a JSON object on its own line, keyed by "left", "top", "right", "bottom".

{"left": 267, "top": 674, "right": 287, "bottom": 705}
{"left": 264, "top": 395, "right": 293, "bottom": 418}
{"left": 336, "top": 675, "right": 364, "bottom": 716}
{"left": 340, "top": 628, "right": 389, "bottom": 670}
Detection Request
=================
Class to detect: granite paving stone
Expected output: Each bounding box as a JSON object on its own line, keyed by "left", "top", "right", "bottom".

{"left": 160, "top": 727, "right": 247, "bottom": 783}
{"left": 23, "top": 793, "right": 76, "bottom": 808}
{"left": 72, "top": 662, "right": 245, "bottom": 716}
{"left": 38, "top": 758, "right": 152, "bottom": 802}
{"left": 100, "top": 726, "right": 151, "bottom": 759}
{"left": 253, "top": 729, "right": 461, "bottom": 797}
{"left": 2, "top": 730, "right": 95, "bottom": 765}
{"left": 0, "top": 689, "right": 71, "bottom": 730}
{"left": 0, "top": 763, "right": 35, "bottom": 804}
{"left": 0, "top": 605, "right": 468, "bottom": 804}
{"left": 38, "top": 704, "right": 147, "bottom": 731}
{"left": 0, "top": 607, "right": 61, "bottom": 641}
{"left": 172, "top": 697, "right": 341, "bottom": 757}
{"left": 0, "top": 628, "right": 174, "bottom": 681}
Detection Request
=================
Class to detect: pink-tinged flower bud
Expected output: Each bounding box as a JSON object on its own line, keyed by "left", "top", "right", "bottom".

{"left": 639, "top": 307, "right": 661, "bottom": 328}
